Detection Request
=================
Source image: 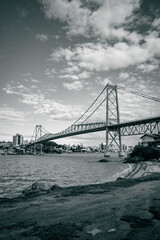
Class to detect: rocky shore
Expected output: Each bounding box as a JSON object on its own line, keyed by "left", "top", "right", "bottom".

{"left": 1, "top": 162, "right": 160, "bottom": 240}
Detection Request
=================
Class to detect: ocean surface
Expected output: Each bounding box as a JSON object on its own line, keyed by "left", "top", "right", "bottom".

{"left": 0, "top": 153, "right": 130, "bottom": 198}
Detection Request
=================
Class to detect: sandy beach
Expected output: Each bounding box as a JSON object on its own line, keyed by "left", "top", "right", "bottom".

{"left": 1, "top": 161, "right": 160, "bottom": 240}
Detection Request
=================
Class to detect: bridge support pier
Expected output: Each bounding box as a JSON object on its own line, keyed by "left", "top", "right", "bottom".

{"left": 104, "top": 151, "right": 110, "bottom": 157}
{"left": 40, "top": 144, "right": 43, "bottom": 155}
{"left": 118, "top": 151, "right": 124, "bottom": 157}
{"left": 33, "top": 144, "right": 36, "bottom": 155}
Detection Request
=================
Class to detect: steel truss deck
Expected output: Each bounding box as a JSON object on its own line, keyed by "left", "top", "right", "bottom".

{"left": 28, "top": 116, "right": 160, "bottom": 146}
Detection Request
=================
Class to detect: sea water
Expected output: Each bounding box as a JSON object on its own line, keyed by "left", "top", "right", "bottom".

{"left": 0, "top": 153, "right": 129, "bottom": 198}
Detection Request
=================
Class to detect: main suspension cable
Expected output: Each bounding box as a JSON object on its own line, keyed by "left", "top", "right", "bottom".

{"left": 117, "top": 85, "right": 160, "bottom": 102}
{"left": 72, "top": 85, "right": 107, "bottom": 125}
{"left": 81, "top": 97, "right": 106, "bottom": 124}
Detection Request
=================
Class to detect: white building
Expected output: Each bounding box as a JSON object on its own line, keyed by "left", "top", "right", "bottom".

{"left": 99, "top": 143, "right": 106, "bottom": 152}
{"left": 140, "top": 134, "right": 160, "bottom": 147}
{"left": 13, "top": 134, "right": 23, "bottom": 146}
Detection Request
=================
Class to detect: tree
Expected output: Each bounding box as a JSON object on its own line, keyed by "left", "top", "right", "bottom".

{"left": 130, "top": 145, "right": 160, "bottom": 161}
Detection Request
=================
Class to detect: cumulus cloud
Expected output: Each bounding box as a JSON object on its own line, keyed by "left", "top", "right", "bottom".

{"left": 39, "top": 0, "right": 140, "bottom": 40}
{"left": 39, "top": 0, "right": 90, "bottom": 36}
{"left": 96, "top": 78, "right": 113, "bottom": 86}
{"left": 63, "top": 65, "right": 80, "bottom": 74}
{"left": 36, "top": 33, "right": 48, "bottom": 42}
{"left": 63, "top": 80, "right": 83, "bottom": 90}
{"left": 0, "top": 106, "right": 25, "bottom": 122}
{"left": 30, "top": 77, "right": 41, "bottom": 83}
{"left": 41, "top": 0, "right": 160, "bottom": 76}
{"left": 60, "top": 71, "right": 91, "bottom": 80}
{"left": 44, "top": 68, "right": 56, "bottom": 79}
{"left": 45, "top": 68, "right": 56, "bottom": 76}
{"left": 152, "top": 18, "right": 160, "bottom": 30}
{"left": 49, "top": 47, "right": 74, "bottom": 61}
{"left": 3, "top": 83, "right": 83, "bottom": 121}
{"left": 119, "top": 72, "right": 130, "bottom": 80}
{"left": 50, "top": 31, "right": 160, "bottom": 72}
{"left": 137, "top": 63, "right": 159, "bottom": 73}
{"left": 78, "top": 71, "right": 91, "bottom": 79}
{"left": 60, "top": 74, "right": 79, "bottom": 80}
{"left": 88, "top": 0, "right": 140, "bottom": 40}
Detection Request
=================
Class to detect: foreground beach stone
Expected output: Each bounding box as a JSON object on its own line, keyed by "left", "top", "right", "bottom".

{"left": 1, "top": 174, "right": 160, "bottom": 240}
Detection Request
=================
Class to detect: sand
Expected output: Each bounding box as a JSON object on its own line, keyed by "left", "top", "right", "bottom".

{"left": 1, "top": 162, "right": 160, "bottom": 240}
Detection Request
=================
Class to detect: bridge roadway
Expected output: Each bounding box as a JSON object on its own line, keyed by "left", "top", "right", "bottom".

{"left": 28, "top": 116, "right": 160, "bottom": 146}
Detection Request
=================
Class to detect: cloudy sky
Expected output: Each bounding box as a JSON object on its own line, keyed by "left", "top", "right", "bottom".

{"left": 0, "top": 0, "right": 160, "bottom": 146}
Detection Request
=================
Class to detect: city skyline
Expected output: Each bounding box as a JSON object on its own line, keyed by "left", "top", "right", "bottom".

{"left": 0, "top": 0, "right": 160, "bottom": 146}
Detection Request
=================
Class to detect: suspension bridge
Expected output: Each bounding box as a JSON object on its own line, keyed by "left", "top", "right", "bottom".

{"left": 27, "top": 84, "right": 160, "bottom": 156}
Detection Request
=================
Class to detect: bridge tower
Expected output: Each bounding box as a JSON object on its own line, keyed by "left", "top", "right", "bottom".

{"left": 35, "top": 125, "right": 42, "bottom": 141}
{"left": 33, "top": 125, "right": 42, "bottom": 154}
{"left": 105, "top": 85, "right": 124, "bottom": 157}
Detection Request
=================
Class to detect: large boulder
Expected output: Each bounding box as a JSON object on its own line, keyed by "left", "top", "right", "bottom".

{"left": 21, "top": 182, "right": 49, "bottom": 196}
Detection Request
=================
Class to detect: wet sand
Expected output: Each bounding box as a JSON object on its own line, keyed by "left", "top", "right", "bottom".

{"left": 1, "top": 162, "right": 160, "bottom": 240}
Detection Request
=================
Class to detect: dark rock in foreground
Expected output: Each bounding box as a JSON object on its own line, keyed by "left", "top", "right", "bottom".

{"left": 98, "top": 158, "right": 109, "bottom": 162}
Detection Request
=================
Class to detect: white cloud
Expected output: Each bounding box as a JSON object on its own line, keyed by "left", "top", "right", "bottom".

{"left": 60, "top": 74, "right": 79, "bottom": 80}
{"left": 44, "top": 68, "right": 56, "bottom": 79}
{"left": 40, "top": 0, "right": 90, "bottom": 36}
{"left": 17, "top": 84, "right": 28, "bottom": 90}
{"left": 63, "top": 65, "right": 80, "bottom": 74}
{"left": 55, "top": 35, "right": 60, "bottom": 39}
{"left": 3, "top": 84, "right": 21, "bottom": 95}
{"left": 152, "top": 18, "right": 160, "bottom": 29}
{"left": 36, "top": 100, "right": 82, "bottom": 121}
{"left": 76, "top": 42, "right": 150, "bottom": 71}
{"left": 60, "top": 70, "right": 91, "bottom": 80}
{"left": 36, "top": 33, "right": 48, "bottom": 42}
{"left": 49, "top": 47, "right": 74, "bottom": 61}
{"left": 0, "top": 106, "right": 25, "bottom": 122}
{"left": 143, "top": 31, "right": 160, "bottom": 57}
{"left": 31, "top": 85, "right": 38, "bottom": 89}
{"left": 79, "top": 71, "right": 91, "bottom": 79}
{"left": 97, "top": 78, "right": 113, "bottom": 86}
{"left": 40, "top": 0, "right": 70, "bottom": 21}
{"left": 39, "top": 0, "right": 140, "bottom": 40}
{"left": 137, "top": 63, "right": 159, "bottom": 73}
{"left": 45, "top": 68, "right": 56, "bottom": 76}
{"left": 119, "top": 72, "right": 130, "bottom": 80}
{"left": 51, "top": 31, "right": 160, "bottom": 72}
{"left": 30, "top": 77, "right": 40, "bottom": 83}
{"left": 63, "top": 80, "right": 83, "bottom": 90}
{"left": 89, "top": 0, "right": 140, "bottom": 40}
{"left": 3, "top": 83, "right": 83, "bottom": 121}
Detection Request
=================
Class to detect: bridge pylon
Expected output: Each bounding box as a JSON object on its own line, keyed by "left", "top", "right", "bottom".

{"left": 33, "top": 125, "right": 42, "bottom": 154}
{"left": 35, "top": 125, "right": 42, "bottom": 141}
{"left": 105, "top": 85, "right": 124, "bottom": 157}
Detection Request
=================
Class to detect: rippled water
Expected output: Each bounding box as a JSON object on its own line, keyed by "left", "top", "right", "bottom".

{"left": 0, "top": 153, "right": 129, "bottom": 198}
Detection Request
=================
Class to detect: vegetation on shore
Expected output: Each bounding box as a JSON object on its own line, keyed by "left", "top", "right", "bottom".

{"left": 124, "top": 145, "right": 160, "bottom": 163}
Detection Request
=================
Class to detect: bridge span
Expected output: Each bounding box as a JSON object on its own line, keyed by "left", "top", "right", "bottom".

{"left": 28, "top": 85, "right": 160, "bottom": 156}
{"left": 29, "top": 116, "right": 160, "bottom": 145}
